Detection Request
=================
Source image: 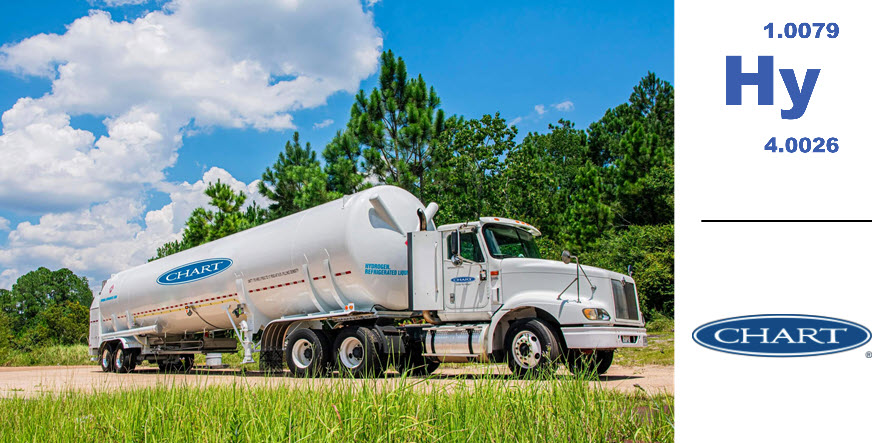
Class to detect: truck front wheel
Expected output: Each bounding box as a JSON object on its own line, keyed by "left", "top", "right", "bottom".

{"left": 567, "top": 350, "right": 614, "bottom": 376}
{"left": 333, "top": 327, "right": 382, "bottom": 378}
{"left": 504, "top": 319, "right": 561, "bottom": 377}
{"left": 285, "top": 329, "right": 332, "bottom": 377}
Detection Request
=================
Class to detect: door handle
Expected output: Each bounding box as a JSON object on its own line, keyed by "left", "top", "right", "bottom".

{"left": 479, "top": 270, "right": 487, "bottom": 281}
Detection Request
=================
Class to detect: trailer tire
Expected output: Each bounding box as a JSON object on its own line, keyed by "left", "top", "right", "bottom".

{"left": 285, "top": 329, "right": 332, "bottom": 377}
{"left": 504, "top": 318, "right": 561, "bottom": 377}
{"left": 113, "top": 347, "right": 136, "bottom": 373}
{"left": 99, "top": 344, "right": 115, "bottom": 373}
{"left": 333, "top": 327, "right": 382, "bottom": 378}
{"left": 567, "top": 350, "right": 614, "bottom": 377}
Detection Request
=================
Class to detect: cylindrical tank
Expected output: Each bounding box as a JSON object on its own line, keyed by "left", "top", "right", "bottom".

{"left": 95, "top": 186, "right": 433, "bottom": 336}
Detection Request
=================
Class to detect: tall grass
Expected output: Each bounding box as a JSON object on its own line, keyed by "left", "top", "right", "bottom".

{"left": 0, "top": 344, "right": 92, "bottom": 366}
{"left": 0, "top": 373, "right": 673, "bottom": 442}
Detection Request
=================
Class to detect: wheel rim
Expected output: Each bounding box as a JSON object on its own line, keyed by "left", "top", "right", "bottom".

{"left": 338, "top": 336, "right": 364, "bottom": 369}
{"left": 102, "top": 349, "right": 111, "bottom": 369}
{"left": 115, "top": 349, "right": 124, "bottom": 369}
{"left": 512, "top": 330, "right": 543, "bottom": 369}
{"left": 292, "top": 338, "right": 314, "bottom": 369}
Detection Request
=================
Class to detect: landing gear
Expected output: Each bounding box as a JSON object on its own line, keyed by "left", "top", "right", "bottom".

{"left": 504, "top": 319, "right": 561, "bottom": 377}
{"left": 333, "top": 327, "right": 382, "bottom": 378}
{"left": 285, "top": 329, "right": 332, "bottom": 377}
{"left": 567, "top": 349, "right": 614, "bottom": 376}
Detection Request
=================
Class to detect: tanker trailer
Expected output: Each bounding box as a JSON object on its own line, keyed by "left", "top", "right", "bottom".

{"left": 89, "top": 185, "right": 647, "bottom": 377}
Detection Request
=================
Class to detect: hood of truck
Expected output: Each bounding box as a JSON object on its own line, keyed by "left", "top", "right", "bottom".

{"left": 498, "top": 258, "right": 643, "bottom": 325}
{"left": 500, "top": 258, "right": 628, "bottom": 281}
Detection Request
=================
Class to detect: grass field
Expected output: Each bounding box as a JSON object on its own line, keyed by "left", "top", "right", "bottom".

{"left": 0, "top": 374, "right": 673, "bottom": 442}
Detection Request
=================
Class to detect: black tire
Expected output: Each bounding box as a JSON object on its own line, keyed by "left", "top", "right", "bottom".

{"left": 99, "top": 343, "right": 115, "bottom": 373}
{"left": 394, "top": 346, "right": 440, "bottom": 377}
{"left": 567, "top": 350, "right": 614, "bottom": 376}
{"left": 285, "top": 329, "right": 332, "bottom": 377}
{"left": 333, "top": 327, "right": 383, "bottom": 378}
{"left": 504, "top": 318, "right": 562, "bottom": 377}
{"left": 113, "top": 347, "right": 136, "bottom": 373}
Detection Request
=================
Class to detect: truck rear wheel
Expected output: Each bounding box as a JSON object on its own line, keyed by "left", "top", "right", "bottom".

{"left": 100, "top": 344, "right": 115, "bottom": 372}
{"left": 567, "top": 350, "right": 614, "bottom": 376}
{"left": 504, "top": 319, "right": 561, "bottom": 377}
{"left": 333, "top": 327, "right": 382, "bottom": 378}
{"left": 285, "top": 329, "right": 332, "bottom": 377}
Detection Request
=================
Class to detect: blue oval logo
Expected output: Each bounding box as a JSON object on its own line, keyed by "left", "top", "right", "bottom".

{"left": 451, "top": 276, "right": 476, "bottom": 283}
{"left": 693, "top": 314, "right": 871, "bottom": 357}
{"left": 157, "top": 258, "right": 233, "bottom": 286}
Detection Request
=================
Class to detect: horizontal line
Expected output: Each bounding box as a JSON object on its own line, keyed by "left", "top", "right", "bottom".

{"left": 702, "top": 219, "right": 872, "bottom": 223}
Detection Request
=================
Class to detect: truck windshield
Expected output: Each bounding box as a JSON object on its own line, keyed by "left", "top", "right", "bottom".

{"left": 482, "top": 224, "right": 541, "bottom": 259}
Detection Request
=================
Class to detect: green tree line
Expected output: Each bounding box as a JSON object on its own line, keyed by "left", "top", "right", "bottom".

{"left": 153, "top": 50, "right": 674, "bottom": 317}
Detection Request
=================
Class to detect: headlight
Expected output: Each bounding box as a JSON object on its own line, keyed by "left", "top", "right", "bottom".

{"left": 583, "top": 308, "right": 611, "bottom": 321}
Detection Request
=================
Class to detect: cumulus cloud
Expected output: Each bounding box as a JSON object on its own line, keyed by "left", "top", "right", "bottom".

{"left": 0, "top": 0, "right": 382, "bottom": 212}
{"left": 534, "top": 104, "right": 546, "bottom": 115}
{"left": 553, "top": 100, "right": 574, "bottom": 111}
{"left": 313, "top": 119, "right": 334, "bottom": 130}
{"left": 0, "top": 167, "right": 268, "bottom": 290}
{"left": 0, "top": 217, "right": 9, "bottom": 231}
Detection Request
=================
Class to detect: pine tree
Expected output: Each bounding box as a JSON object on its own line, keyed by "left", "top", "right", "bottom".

{"left": 348, "top": 50, "right": 445, "bottom": 199}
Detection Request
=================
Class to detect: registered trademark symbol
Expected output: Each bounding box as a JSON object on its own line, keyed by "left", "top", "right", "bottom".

{"left": 866, "top": 351, "right": 872, "bottom": 358}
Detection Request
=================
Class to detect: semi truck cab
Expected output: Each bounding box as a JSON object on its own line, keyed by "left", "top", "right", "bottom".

{"left": 408, "top": 216, "right": 647, "bottom": 375}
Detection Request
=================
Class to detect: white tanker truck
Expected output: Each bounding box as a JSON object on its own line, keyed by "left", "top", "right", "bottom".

{"left": 89, "top": 186, "right": 647, "bottom": 377}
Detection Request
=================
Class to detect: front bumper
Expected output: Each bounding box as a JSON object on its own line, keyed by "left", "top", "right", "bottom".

{"left": 561, "top": 325, "right": 648, "bottom": 350}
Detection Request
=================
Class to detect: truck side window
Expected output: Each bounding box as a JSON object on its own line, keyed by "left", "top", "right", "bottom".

{"left": 448, "top": 232, "right": 485, "bottom": 263}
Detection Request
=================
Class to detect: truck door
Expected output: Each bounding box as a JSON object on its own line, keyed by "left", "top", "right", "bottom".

{"left": 442, "top": 230, "right": 489, "bottom": 310}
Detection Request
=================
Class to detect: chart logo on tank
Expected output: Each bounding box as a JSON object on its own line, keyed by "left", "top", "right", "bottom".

{"left": 692, "top": 314, "right": 871, "bottom": 357}
{"left": 451, "top": 276, "right": 476, "bottom": 283}
{"left": 157, "top": 258, "right": 233, "bottom": 285}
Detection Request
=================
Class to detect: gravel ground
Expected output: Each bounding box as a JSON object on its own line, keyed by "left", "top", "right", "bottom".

{"left": 0, "top": 364, "right": 672, "bottom": 398}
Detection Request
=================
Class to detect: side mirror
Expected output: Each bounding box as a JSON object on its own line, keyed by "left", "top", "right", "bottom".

{"left": 561, "top": 250, "right": 572, "bottom": 264}
{"left": 627, "top": 264, "right": 634, "bottom": 277}
{"left": 451, "top": 230, "right": 463, "bottom": 266}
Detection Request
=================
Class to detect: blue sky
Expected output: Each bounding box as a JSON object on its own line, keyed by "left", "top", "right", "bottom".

{"left": 0, "top": 0, "right": 672, "bottom": 288}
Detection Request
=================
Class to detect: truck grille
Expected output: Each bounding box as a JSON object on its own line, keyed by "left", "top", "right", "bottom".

{"left": 611, "top": 279, "right": 640, "bottom": 321}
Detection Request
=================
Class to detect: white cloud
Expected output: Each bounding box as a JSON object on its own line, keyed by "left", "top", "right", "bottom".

{"left": 534, "top": 104, "right": 546, "bottom": 115}
{"left": 510, "top": 116, "right": 522, "bottom": 126}
{"left": 0, "top": 1, "right": 382, "bottom": 212}
{"left": 0, "top": 167, "right": 269, "bottom": 290}
{"left": 0, "top": 217, "right": 9, "bottom": 231}
{"left": 313, "top": 119, "right": 334, "bottom": 130}
{"left": 553, "top": 100, "right": 574, "bottom": 111}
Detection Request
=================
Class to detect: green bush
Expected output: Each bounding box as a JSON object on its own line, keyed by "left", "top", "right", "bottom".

{"left": 584, "top": 224, "right": 674, "bottom": 317}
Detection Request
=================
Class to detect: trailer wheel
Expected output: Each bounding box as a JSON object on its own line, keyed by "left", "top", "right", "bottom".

{"left": 504, "top": 318, "right": 561, "bottom": 377}
{"left": 567, "top": 350, "right": 614, "bottom": 377}
{"left": 333, "top": 327, "right": 382, "bottom": 378}
{"left": 285, "top": 329, "right": 332, "bottom": 377}
{"left": 113, "top": 347, "right": 136, "bottom": 373}
{"left": 99, "top": 344, "right": 115, "bottom": 372}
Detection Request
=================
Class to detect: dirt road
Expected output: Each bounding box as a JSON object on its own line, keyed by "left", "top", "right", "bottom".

{"left": 0, "top": 364, "right": 672, "bottom": 398}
